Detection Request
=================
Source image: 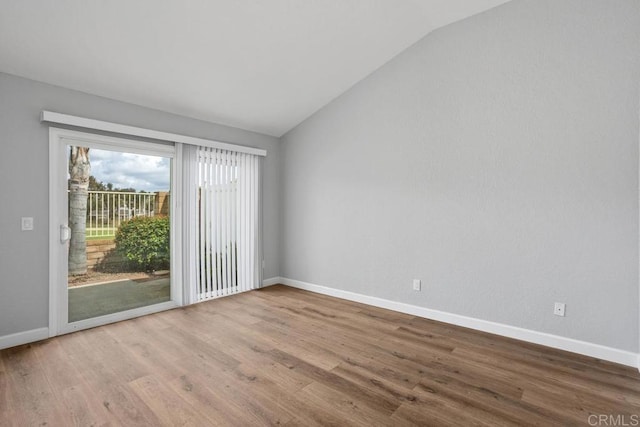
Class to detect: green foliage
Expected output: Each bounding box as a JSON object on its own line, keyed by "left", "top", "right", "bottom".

{"left": 115, "top": 216, "right": 169, "bottom": 271}
{"left": 89, "top": 175, "right": 143, "bottom": 193}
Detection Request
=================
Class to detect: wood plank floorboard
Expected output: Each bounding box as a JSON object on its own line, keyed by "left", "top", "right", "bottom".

{"left": 1, "top": 284, "right": 639, "bottom": 426}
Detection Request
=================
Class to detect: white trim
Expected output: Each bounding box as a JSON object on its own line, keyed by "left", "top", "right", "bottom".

{"left": 262, "top": 276, "right": 283, "bottom": 287}
{"left": 0, "top": 328, "right": 50, "bottom": 350}
{"left": 57, "top": 302, "right": 179, "bottom": 335}
{"left": 280, "top": 277, "right": 639, "bottom": 368}
{"left": 182, "top": 145, "right": 199, "bottom": 305}
{"left": 171, "top": 143, "right": 184, "bottom": 307}
{"left": 54, "top": 127, "right": 175, "bottom": 157}
{"left": 41, "top": 111, "right": 267, "bottom": 157}
{"left": 48, "top": 128, "right": 63, "bottom": 337}
{"left": 57, "top": 128, "right": 175, "bottom": 157}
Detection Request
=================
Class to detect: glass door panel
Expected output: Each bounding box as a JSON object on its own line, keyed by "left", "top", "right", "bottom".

{"left": 66, "top": 145, "right": 172, "bottom": 322}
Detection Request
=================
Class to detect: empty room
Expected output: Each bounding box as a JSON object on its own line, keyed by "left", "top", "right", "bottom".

{"left": 1, "top": 0, "right": 639, "bottom": 425}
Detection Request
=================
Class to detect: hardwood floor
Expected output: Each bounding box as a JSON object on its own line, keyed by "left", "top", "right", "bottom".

{"left": 1, "top": 284, "right": 639, "bottom": 426}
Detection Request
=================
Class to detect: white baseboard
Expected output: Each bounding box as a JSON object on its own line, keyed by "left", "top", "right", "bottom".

{"left": 280, "top": 277, "right": 639, "bottom": 368}
{"left": 262, "top": 276, "right": 284, "bottom": 287}
{"left": 0, "top": 327, "right": 50, "bottom": 351}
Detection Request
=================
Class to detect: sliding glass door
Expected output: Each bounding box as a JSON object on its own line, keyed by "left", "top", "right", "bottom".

{"left": 48, "top": 123, "right": 263, "bottom": 336}
{"left": 50, "top": 128, "right": 180, "bottom": 335}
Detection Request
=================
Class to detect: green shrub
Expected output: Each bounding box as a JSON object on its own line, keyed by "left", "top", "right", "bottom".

{"left": 115, "top": 216, "right": 170, "bottom": 271}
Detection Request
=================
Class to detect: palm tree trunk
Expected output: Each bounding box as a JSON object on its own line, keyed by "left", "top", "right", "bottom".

{"left": 68, "top": 146, "right": 90, "bottom": 275}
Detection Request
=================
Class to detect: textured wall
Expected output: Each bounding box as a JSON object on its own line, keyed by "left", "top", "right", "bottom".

{"left": 280, "top": 0, "right": 640, "bottom": 351}
{"left": 0, "top": 72, "right": 280, "bottom": 337}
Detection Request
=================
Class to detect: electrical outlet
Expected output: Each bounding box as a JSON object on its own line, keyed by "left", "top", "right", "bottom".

{"left": 554, "top": 302, "right": 565, "bottom": 317}
{"left": 21, "top": 217, "right": 34, "bottom": 231}
{"left": 412, "top": 279, "right": 421, "bottom": 291}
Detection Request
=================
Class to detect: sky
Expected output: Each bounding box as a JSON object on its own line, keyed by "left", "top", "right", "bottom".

{"left": 87, "top": 148, "right": 171, "bottom": 192}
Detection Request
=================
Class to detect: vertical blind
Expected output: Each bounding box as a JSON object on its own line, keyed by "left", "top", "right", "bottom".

{"left": 195, "top": 147, "right": 261, "bottom": 301}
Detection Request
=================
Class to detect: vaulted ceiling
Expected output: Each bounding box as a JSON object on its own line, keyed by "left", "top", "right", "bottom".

{"left": 0, "top": 0, "right": 509, "bottom": 136}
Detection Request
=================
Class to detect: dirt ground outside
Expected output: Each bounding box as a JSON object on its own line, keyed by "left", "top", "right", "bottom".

{"left": 68, "top": 270, "right": 170, "bottom": 287}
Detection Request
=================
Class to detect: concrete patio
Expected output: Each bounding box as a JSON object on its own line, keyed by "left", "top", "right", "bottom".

{"left": 68, "top": 276, "right": 170, "bottom": 322}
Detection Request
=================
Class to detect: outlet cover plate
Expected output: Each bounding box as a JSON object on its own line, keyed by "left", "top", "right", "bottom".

{"left": 554, "top": 302, "right": 565, "bottom": 317}
{"left": 21, "top": 217, "right": 34, "bottom": 231}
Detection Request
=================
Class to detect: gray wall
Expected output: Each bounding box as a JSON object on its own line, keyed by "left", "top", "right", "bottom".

{"left": 280, "top": 0, "right": 640, "bottom": 352}
{"left": 0, "top": 72, "right": 280, "bottom": 337}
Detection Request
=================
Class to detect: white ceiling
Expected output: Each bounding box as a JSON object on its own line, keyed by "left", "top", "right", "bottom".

{"left": 0, "top": 0, "right": 509, "bottom": 137}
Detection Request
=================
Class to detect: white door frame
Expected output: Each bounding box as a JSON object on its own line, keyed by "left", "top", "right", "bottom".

{"left": 48, "top": 127, "right": 183, "bottom": 336}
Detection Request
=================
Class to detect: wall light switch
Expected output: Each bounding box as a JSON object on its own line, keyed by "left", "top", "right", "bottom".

{"left": 21, "top": 217, "right": 34, "bottom": 231}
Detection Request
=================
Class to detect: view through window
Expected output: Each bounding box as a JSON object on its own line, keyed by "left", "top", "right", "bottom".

{"left": 67, "top": 146, "right": 172, "bottom": 322}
